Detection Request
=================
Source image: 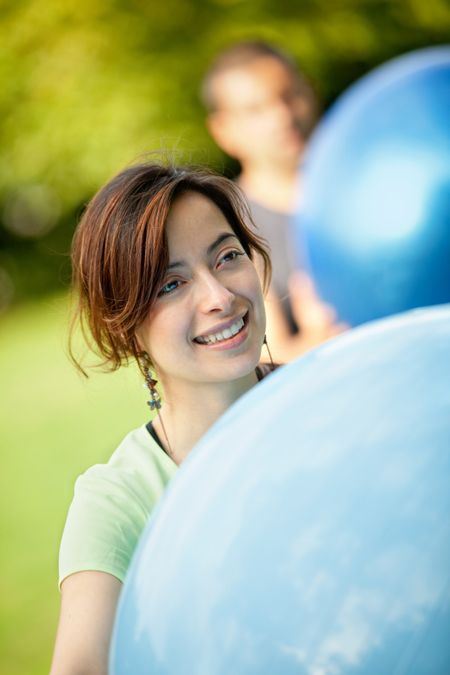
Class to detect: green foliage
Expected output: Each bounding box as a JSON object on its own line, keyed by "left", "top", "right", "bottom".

{"left": 1, "top": 0, "right": 449, "bottom": 306}
{"left": 0, "top": 293, "right": 145, "bottom": 673}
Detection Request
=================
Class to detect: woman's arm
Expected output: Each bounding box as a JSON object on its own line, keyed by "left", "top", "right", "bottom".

{"left": 265, "top": 273, "right": 346, "bottom": 363}
{"left": 49, "top": 571, "right": 122, "bottom": 675}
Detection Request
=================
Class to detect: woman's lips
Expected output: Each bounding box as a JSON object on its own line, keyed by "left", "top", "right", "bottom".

{"left": 194, "top": 312, "right": 249, "bottom": 351}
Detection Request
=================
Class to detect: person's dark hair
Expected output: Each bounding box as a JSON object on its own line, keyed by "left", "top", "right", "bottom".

{"left": 69, "top": 162, "right": 271, "bottom": 375}
{"left": 201, "top": 40, "right": 316, "bottom": 116}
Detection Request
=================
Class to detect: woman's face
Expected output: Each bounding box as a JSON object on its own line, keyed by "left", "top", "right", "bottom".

{"left": 136, "top": 190, "right": 266, "bottom": 392}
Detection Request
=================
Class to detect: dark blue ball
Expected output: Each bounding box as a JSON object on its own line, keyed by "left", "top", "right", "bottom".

{"left": 111, "top": 306, "right": 450, "bottom": 675}
{"left": 297, "top": 47, "right": 450, "bottom": 326}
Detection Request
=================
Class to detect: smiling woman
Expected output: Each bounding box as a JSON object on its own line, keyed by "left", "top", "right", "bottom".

{"left": 49, "top": 162, "right": 273, "bottom": 675}
{"left": 136, "top": 191, "right": 267, "bottom": 406}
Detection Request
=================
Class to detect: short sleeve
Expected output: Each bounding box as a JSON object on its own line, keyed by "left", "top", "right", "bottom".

{"left": 58, "top": 426, "right": 177, "bottom": 587}
{"left": 58, "top": 464, "right": 149, "bottom": 586}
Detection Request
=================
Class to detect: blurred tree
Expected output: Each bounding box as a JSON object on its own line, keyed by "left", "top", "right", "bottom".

{"left": 0, "top": 0, "right": 449, "bottom": 306}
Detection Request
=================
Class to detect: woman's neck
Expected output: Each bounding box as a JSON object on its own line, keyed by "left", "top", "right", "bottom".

{"left": 153, "top": 371, "right": 258, "bottom": 465}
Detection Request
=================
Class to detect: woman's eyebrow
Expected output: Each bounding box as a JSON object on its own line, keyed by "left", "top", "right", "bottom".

{"left": 207, "top": 232, "right": 238, "bottom": 255}
{"left": 166, "top": 233, "right": 238, "bottom": 271}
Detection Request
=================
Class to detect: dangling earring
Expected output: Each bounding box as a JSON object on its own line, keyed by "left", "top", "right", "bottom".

{"left": 263, "top": 335, "right": 275, "bottom": 371}
{"left": 142, "top": 359, "right": 161, "bottom": 411}
{"left": 140, "top": 355, "right": 174, "bottom": 459}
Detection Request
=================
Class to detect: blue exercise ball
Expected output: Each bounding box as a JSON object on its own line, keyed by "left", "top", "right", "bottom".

{"left": 296, "top": 47, "right": 450, "bottom": 326}
{"left": 111, "top": 305, "right": 450, "bottom": 674}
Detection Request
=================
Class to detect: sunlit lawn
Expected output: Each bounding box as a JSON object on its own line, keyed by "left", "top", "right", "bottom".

{"left": 0, "top": 293, "right": 147, "bottom": 674}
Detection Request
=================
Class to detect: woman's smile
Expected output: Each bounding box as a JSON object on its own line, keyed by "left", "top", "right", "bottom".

{"left": 194, "top": 311, "right": 248, "bottom": 347}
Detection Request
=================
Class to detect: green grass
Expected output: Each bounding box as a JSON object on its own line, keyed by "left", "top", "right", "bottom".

{"left": 0, "top": 293, "right": 147, "bottom": 674}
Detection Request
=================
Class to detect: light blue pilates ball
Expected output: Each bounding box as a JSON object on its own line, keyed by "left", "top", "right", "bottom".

{"left": 111, "top": 305, "right": 450, "bottom": 674}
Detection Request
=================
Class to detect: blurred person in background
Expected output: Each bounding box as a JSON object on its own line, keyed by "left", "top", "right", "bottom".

{"left": 202, "top": 41, "right": 344, "bottom": 362}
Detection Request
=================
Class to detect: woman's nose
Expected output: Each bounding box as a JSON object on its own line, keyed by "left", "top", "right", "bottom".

{"left": 196, "top": 271, "right": 235, "bottom": 314}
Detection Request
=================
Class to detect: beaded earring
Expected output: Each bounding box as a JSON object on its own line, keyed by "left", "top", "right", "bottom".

{"left": 141, "top": 359, "right": 161, "bottom": 411}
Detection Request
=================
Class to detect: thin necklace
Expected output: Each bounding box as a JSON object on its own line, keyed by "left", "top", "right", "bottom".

{"left": 155, "top": 410, "right": 175, "bottom": 462}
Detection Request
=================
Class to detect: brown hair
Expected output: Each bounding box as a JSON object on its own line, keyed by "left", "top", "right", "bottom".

{"left": 69, "top": 162, "right": 271, "bottom": 375}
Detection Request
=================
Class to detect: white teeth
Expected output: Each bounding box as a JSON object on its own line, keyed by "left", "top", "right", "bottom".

{"left": 230, "top": 323, "right": 240, "bottom": 336}
{"left": 197, "top": 317, "right": 245, "bottom": 344}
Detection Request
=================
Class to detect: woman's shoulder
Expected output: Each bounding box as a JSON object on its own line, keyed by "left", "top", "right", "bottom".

{"left": 58, "top": 424, "right": 176, "bottom": 587}
{"left": 77, "top": 424, "right": 176, "bottom": 491}
{"left": 67, "top": 424, "right": 177, "bottom": 539}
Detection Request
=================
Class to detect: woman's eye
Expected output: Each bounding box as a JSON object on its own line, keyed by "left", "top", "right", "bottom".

{"left": 158, "top": 279, "right": 181, "bottom": 296}
{"left": 219, "top": 250, "right": 244, "bottom": 265}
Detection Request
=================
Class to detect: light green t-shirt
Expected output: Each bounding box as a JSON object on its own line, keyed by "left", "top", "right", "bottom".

{"left": 58, "top": 424, "right": 177, "bottom": 587}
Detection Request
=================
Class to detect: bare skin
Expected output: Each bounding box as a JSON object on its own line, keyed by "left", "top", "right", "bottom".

{"left": 49, "top": 572, "right": 122, "bottom": 675}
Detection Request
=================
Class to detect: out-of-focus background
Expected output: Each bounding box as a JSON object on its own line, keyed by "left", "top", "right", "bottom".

{"left": 1, "top": 1, "right": 449, "bottom": 672}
